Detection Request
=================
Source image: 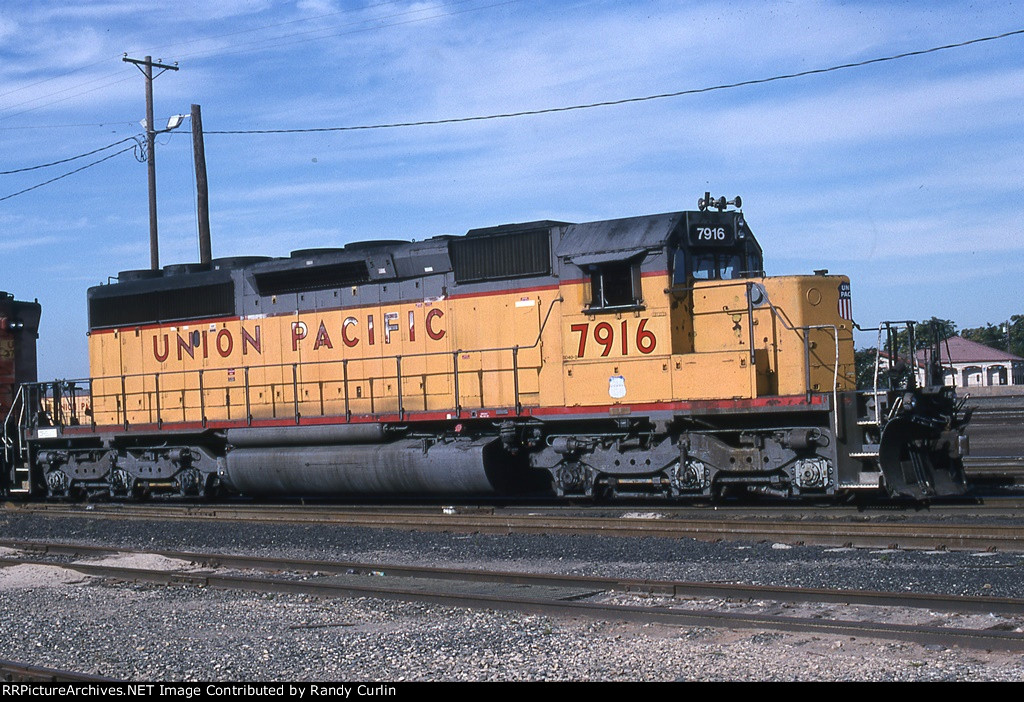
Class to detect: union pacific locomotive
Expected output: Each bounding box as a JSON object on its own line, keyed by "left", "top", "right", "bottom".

{"left": 1, "top": 196, "right": 970, "bottom": 501}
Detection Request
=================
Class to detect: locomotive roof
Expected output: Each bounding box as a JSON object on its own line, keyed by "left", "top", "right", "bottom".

{"left": 85, "top": 207, "right": 759, "bottom": 330}
{"left": 556, "top": 212, "right": 686, "bottom": 262}
{"left": 99, "top": 208, "right": 752, "bottom": 288}
{"left": 101, "top": 208, "right": 745, "bottom": 282}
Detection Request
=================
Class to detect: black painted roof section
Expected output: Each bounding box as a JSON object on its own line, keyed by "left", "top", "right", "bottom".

{"left": 465, "top": 220, "right": 570, "bottom": 238}
{"left": 555, "top": 212, "right": 683, "bottom": 261}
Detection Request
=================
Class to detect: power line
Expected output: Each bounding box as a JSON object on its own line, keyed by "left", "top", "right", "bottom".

{"left": 125, "top": 0, "right": 414, "bottom": 66}
{"left": 0, "top": 1, "right": 399, "bottom": 105}
{"left": 3, "top": 25, "right": 1020, "bottom": 202}
{"left": 0, "top": 73, "right": 136, "bottom": 122}
{"left": 0, "top": 144, "right": 139, "bottom": 203}
{"left": 0, "top": 136, "right": 141, "bottom": 175}
{"left": 176, "top": 0, "right": 519, "bottom": 62}
{"left": 204, "top": 27, "right": 1024, "bottom": 135}
{"left": 0, "top": 59, "right": 121, "bottom": 102}
{"left": 167, "top": 0, "right": 484, "bottom": 62}
{"left": 0, "top": 122, "right": 138, "bottom": 131}
{"left": 0, "top": 0, "right": 511, "bottom": 123}
{"left": 0, "top": 2, "right": 404, "bottom": 104}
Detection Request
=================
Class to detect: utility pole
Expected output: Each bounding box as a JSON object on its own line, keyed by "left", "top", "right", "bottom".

{"left": 123, "top": 55, "right": 179, "bottom": 271}
{"left": 191, "top": 104, "right": 212, "bottom": 265}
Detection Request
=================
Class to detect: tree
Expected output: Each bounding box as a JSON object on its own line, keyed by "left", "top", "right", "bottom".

{"left": 855, "top": 318, "right": 956, "bottom": 390}
{"left": 894, "top": 317, "right": 957, "bottom": 351}
{"left": 961, "top": 315, "right": 1024, "bottom": 357}
{"left": 855, "top": 315, "right": 1024, "bottom": 390}
{"left": 961, "top": 323, "right": 1006, "bottom": 350}
{"left": 855, "top": 348, "right": 880, "bottom": 390}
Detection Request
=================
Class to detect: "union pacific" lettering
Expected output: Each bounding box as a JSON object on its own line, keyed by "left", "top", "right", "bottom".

{"left": 150, "top": 309, "right": 445, "bottom": 363}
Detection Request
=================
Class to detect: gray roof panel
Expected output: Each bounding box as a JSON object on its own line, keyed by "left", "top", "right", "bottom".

{"left": 556, "top": 212, "right": 682, "bottom": 261}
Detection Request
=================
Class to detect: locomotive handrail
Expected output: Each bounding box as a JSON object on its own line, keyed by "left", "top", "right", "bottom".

{"left": 1, "top": 383, "right": 32, "bottom": 493}
{"left": 742, "top": 286, "right": 843, "bottom": 420}
{"left": 865, "top": 320, "right": 935, "bottom": 425}
{"left": 2, "top": 383, "right": 26, "bottom": 465}
{"left": 72, "top": 282, "right": 850, "bottom": 433}
{"left": 37, "top": 296, "right": 565, "bottom": 430}
{"left": 678, "top": 279, "right": 844, "bottom": 431}
{"left": 856, "top": 320, "right": 961, "bottom": 428}
{"left": 69, "top": 295, "right": 564, "bottom": 387}
{"left": 32, "top": 286, "right": 846, "bottom": 434}
{"left": 670, "top": 277, "right": 845, "bottom": 412}
{"left": 873, "top": 328, "right": 883, "bottom": 425}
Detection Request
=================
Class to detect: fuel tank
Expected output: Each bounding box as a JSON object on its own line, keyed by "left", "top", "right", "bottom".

{"left": 222, "top": 436, "right": 537, "bottom": 496}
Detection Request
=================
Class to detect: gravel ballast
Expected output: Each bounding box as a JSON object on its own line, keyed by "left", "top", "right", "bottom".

{"left": 1, "top": 512, "right": 1024, "bottom": 681}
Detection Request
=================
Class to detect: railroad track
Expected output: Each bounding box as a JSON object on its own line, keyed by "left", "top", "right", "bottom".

{"left": 0, "top": 658, "right": 116, "bottom": 682}
{"left": 3, "top": 539, "right": 1024, "bottom": 653}
{"left": 965, "top": 401, "right": 1024, "bottom": 477}
{"left": 965, "top": 456, "right": 1024, "bottom": 477}
{"left": 6, "top": 501, "right": 1024, "bottom": 552}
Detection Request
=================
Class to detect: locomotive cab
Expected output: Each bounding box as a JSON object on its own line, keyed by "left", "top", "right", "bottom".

{"left": 673, "top": 211, "right": 764, "bottom": 284}
{"left": 665, "top": 205, "right": 857, "bottom": 402}
{"left": 552, "top": 201, "right": 865, "bottom": 498}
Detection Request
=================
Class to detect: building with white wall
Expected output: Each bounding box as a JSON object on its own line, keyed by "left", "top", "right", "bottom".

{"left": 913, "top": 336, "right": 1024, "bottom": 388}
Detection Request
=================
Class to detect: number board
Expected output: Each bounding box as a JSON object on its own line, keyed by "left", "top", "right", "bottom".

{"left": 686, "top": 219, "right": 737, "bottom": 247}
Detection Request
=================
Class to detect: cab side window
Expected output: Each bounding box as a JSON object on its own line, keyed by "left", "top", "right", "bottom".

{"left": 586, "top": 262, "right": 642, "bottom": 311}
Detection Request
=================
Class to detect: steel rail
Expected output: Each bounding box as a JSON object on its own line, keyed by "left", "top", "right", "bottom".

{"left": 4, "top": 539, "right": 1024, "bottom": 616}
{"left": 2, "top": 550, "right": 1023, "bottom": 653}
{"left": 0, "top": 658, "right": 117, "bottom": 682}
{"left": 965, "top": 457, "right": 1024, "bottom": 473}
{"left": 6, "top": 502, "right": 1024, "bottom": 552}
{"left": 17, "top": 496, "right": 1024, "bottom": 515}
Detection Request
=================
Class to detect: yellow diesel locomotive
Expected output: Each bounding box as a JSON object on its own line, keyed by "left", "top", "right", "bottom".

{"left": 3, "top": 196, "right": 969, "bottom": 500}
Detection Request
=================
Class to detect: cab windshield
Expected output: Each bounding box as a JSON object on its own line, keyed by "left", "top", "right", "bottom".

{"left": 673, "top": 249, "right": 760, "bottom": 285}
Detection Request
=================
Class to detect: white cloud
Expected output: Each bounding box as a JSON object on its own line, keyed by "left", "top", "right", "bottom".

{"left": 296, "top": 0, "right": 340, "bottom": 16}
{"left": 3, "top": 0, "right": 1024, "bottom": 376}
{"left": 0, "top": 234, "right": 66, "bottom": 251}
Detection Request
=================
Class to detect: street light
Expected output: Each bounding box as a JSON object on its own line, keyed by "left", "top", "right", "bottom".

{"left": 134, "top": 112, "right": 189, "bottom": 271}
{"left": 139, "top": 114, "right": 189, "bottom": 132}
{"left": 165, "top": 114, "right": 187, "bottom": 131}
{"left": 139, "top": 108, "right": 215, "bottom": 268}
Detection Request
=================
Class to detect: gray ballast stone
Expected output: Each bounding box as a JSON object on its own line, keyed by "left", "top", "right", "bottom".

{"left": 2, "top": 512, "right": 1024, "bottom": 681}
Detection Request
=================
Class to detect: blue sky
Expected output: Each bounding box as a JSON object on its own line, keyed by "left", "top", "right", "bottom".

{"left": 1, "top": 1, "right": 1022, "bottom": 379}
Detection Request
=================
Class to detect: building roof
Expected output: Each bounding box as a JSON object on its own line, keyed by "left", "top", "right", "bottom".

{"left": 914, "top": 336, "right": 1024, "bottom": 364}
